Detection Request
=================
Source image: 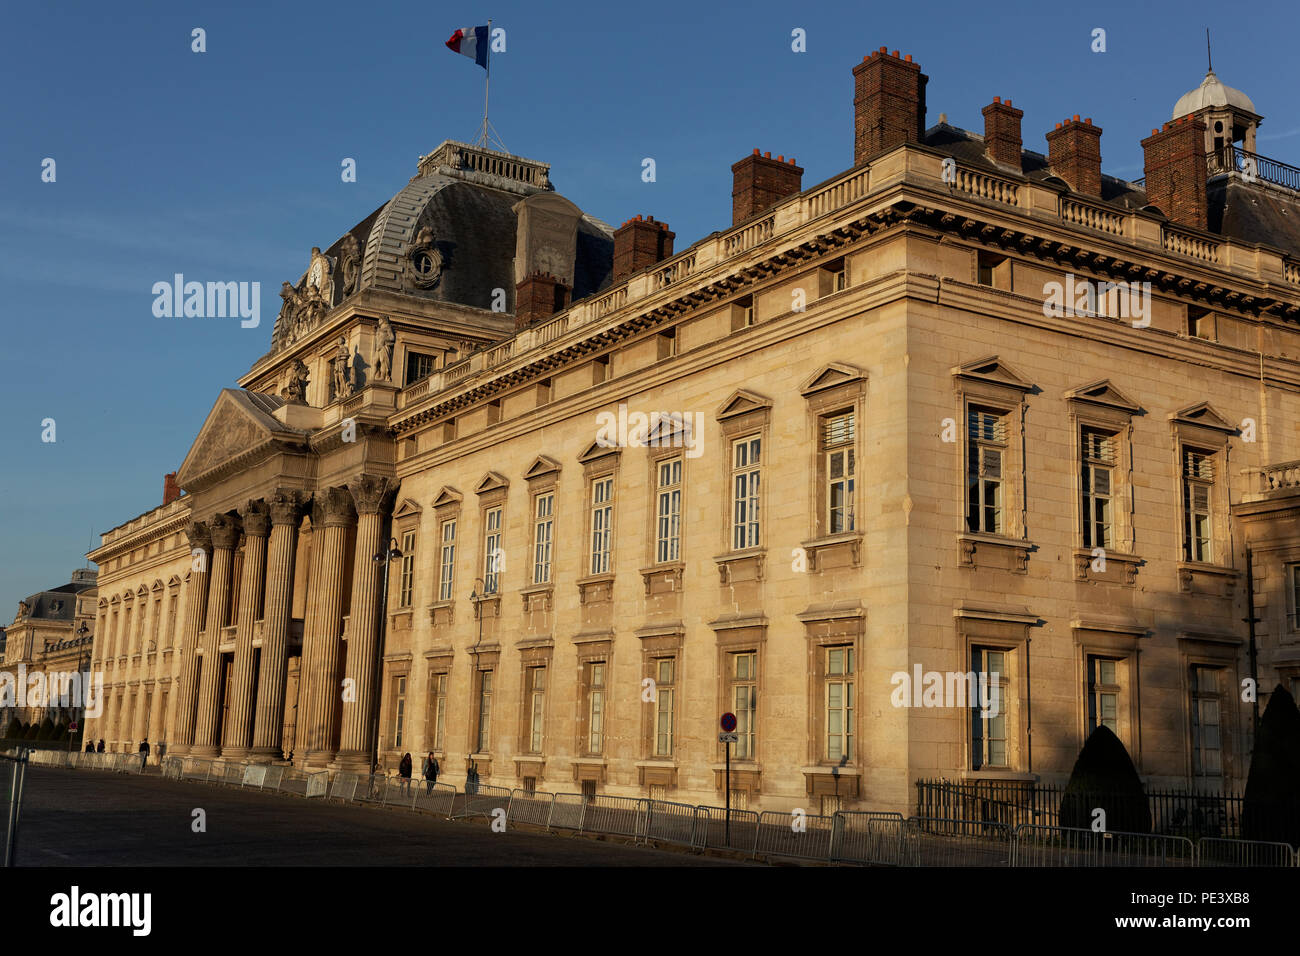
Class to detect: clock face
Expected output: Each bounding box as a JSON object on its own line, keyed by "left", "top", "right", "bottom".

{"left": 308, "top": 260, "right": 323, "bottom": 288}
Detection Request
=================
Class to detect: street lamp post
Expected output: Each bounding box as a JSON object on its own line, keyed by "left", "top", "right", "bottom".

{"left": 370, "top": 538, "right": 402, "bottom": 775}
{"left": 466, "top": 578, "right": 486, "bottom": 786}
{"left": 71, "top": 624, "right": 90, "bottom": 753}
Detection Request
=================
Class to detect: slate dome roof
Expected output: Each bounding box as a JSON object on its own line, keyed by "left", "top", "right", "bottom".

{"left": 1173, "top": 71, "right": 1257, "bottom": 120}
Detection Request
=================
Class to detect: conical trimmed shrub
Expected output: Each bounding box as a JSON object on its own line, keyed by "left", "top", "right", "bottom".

{"left": 3, "top": 717, "right": 21, "bottom": 740}
{"left": 1059, "top": 724, "right": 1151, "bottom": 833}
{"left": 22, "top": 722, "right": 38, "bottom": 740}
{"left": 35, "top": 717, "right": 55, "bottom": 741}
{"left": 1242, "top": 685, "right": 1300, "bottom": 846}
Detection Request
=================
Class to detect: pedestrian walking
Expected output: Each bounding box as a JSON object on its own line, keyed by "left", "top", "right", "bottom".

{"left": 96, "top": 739, "right": 104, "bottom": 753}
{"left": 422, "top": 752, "right": 439, "bottom": 794}
{"left": 138, "top": 739, "right": 150, "bottom": 771}
{"left": 399, "top": 752, "right": 413, "bottom": 794}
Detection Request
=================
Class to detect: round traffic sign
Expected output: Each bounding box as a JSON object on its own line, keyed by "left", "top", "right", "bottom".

{"left": 720, "top": 712, "right": 737, "bottom": 732}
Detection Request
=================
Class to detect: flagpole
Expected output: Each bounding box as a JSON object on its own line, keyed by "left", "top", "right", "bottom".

{"left": 484, "top": 18, "right": 491, "bottom": 140}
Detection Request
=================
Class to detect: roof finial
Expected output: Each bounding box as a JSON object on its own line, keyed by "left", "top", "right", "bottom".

{"left": 1206, "top": 27, "right": 1213, "bottom": 73}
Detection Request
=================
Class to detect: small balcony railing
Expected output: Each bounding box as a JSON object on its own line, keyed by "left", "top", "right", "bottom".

{"left": 1209, "top": 145, "right": 1300, "bottom": 192}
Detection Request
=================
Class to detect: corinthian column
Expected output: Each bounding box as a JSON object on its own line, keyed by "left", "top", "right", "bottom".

{"left": 222, "top": 500, "right": 270, "bottom": 757}
{"left": 171, "top": 521, "right": 211, "bottom": 755}
{"left": 251, "top": 490, "right": 306, "bottom": 761}
{"left": 333, "top": 476, "right": 393, "bottom": 772}
{"left": 301, "top": 488, "right": 354, "bottom": 769}
{"left": 191, "top": 513, "right": 241, "bottom": 758}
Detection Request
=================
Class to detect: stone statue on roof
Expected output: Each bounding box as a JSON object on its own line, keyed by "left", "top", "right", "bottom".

{"left": 286, "top": 358, "right": 310, "bottom": 405}
{"left": 373, "top": 317, "right": 394, "bottom": 382}
{"left": 333, "top": 336, "right": 352, "bottom": 400}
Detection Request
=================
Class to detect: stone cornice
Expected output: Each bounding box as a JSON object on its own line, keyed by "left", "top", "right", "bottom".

{"left": 88, "top": 508, "right": 193, "bottom": 565}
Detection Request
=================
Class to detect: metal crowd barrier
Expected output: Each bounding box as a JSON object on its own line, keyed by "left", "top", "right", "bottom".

{"left": 830, "top": 811, "right": 907, "bottom": 865}
{"left": 697, "top": 805, "right": 760, "bottom": 853}
{"left": 1196, "top": 836, "right": 1296, "bottom": 867}
{"left": 577, "top": 794, "right": 648, "bottom": 840}
{"left": 905, "top": 817, "right": 1013, "bottom": 866}
{"left": 0, "top": 752, "right": 27, "bottom": 867}
{"left": 754, "top": 809, "right": 835, "bottom": 861}
{"left": 1011, "top": 824, "right": 1197, "bottom": 867}
{"left": 413, "top": 781, "right": 458, "bottom": 818}
{"left": 644, "top": 799, "right": 704, "bottom": 848}
{"left": 452, "top": 783, "right": 512, "bottom": 821}
{"left": 506, "top": 789, "right": 555, "bottom": 828}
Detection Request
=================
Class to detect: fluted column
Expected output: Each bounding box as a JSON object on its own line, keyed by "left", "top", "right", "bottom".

{"left": 191, "top": 513, "right": 241, "bottom": 757}
{"left": 222, "top": 501, "right": 270, "bottom": 757}
{"left": 171, "top": 521, "right": 211, "bottom": 755}
{"left": 301, "top": 488, "right": 354, "bottom": 768}
{"left": 333, "top": 476, "right": 392, "bottom": 772}
{"left": 251, "top": 490, "right": 305, "bottom": 761}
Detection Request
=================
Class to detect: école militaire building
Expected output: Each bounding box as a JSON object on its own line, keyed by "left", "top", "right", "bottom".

{"left": 78, "top": 47, "right": 1300, "bottom": 815}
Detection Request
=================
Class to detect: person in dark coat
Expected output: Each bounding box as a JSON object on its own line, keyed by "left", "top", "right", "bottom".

{"left": 422, "top": 752, "right": 439, "bottom": 794}
{"left": 96, "top": 739, "right": 104, "bottom": 753}
{"left": 138, "top": 739, "right": 150, "bottom": 770}
{"left": 84, "top": 741, "right": 94, "bottom": 753}
{"left": 398, "top": 752, "right": 413, "bottom": 794}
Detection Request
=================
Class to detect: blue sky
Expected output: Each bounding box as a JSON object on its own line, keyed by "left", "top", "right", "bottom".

{"left": 1, "top": 0, "right": 1296, "bottom": 613}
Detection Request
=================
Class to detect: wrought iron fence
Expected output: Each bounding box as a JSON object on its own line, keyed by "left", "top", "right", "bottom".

{"left": 0, "top": 752, "right": 27, "bottom": 867}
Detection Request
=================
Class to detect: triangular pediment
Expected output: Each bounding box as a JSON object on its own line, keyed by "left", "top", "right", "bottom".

{"left": 1065, "top": 379, "right": 1142, "bottom": 414}
{"left": 176, "top": 389, "right": 307, "bottom": 491}
{"left": 523, "top": 455, "right": 562, "bottom": 481}
{"left": 474, "top": 471, "right": 510, "bottom": 496}
{"left": 578, "top": 440, "right": 621, "bottom": 464}
{"left": 644, "top": 411, "right": 693, "bottom": 445}
{"left": 1170, "top": 402, "right": 1236, "bottom": 434}
{"left": 391, "top": 498, "right": 423, "bottom": 520}
{"left": 800, "top": 363, "right": 866, "bottom": 397}
{"left": 951, "top": 356, "right": 1034, "bottom": 393}
{"left": 716, "top": 388, "right": 773, "bottom": 422}
{"left": 431, "top": 486, "right": 463, "bottom": 509}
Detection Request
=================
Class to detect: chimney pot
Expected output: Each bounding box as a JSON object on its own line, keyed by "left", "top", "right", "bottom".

{"left": 1046, "top": 115, "right": 1104, "bottom": 196}
{"left": 1142, "top": 116, "right": 1208, "bottom": 230}
{"left": 613, "top": 216, "right": 675, "bottom": 281}
{"left": 904, "top": 54, "right": 912, "bottom": 62}
{"left": 982, "top": 96, "right": 1025, "bottom": 170}
{"left": 853, "top": 47, "right": 928, "bottom": 164}
{"left": 993, "top": 96, "right": 1001, "bottom": 104}
{"left": 731, "top": 149, "right": 804, "bottom": 224}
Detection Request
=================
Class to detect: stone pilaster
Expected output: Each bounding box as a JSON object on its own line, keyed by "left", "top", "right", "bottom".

{"left": 251, "top": 490, "right": 305, "bottom": 761}
{"left": 191, "top": 513, "right": 241, "bottom": 757}
{"left": 333, "top": 476, "right": 393, "bottom": 772}
{"left": 222, "top": 501, "right": 270, "bottom": 757}
{"left": 171, "top": 520, "right": 211, "bottom": 755}
{"left": 301, "top": 488, "right": 354, "bottom": 768}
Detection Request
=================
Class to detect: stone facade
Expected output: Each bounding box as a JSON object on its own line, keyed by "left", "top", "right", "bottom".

{"left": 71, "top": 52, "right": 1300, "bottom": 818}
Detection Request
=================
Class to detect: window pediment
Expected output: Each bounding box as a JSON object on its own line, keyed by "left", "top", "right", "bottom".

{"left": 1065, "top": 379, "right": 1142, "bottom": 415}
{"left": 523, "top": 455, "right": 562, "bottom": 482}
{"left": 474, "top": 472, "right": 509, "bottom": 496}
{"left": 1169, "top": 402, "right": 1236, "bottom": 435}
{"left": 431, "top": 486, "right": 463, "bottom": 509}
{"left": 799, "top": 363, "right": 866, "bottom": 398}
{"left": 716, "top": 388, "right": 773, "bottom": 422}
{"left": 578, "top": 440, "right": 622, "bottom": 466}
{"left": 951, "top": 356, "right": 1035, "bottom": 394}
{"left": 392, "top": 497, "right": 423, "bottom": 520}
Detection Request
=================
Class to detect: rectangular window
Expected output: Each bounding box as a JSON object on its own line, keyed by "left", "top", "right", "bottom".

{"left": 532, "top": 493, "right": 554, "bottom": 585}
{"left": 476, "top": 670, "right": 493, "bottom": 754}
{"left": 731, "top": 296, "right": 756, "bottom": 331}
{"left": 438, "top": 520, "right": 456, "bottom": 602}
{"left": 432, "top": 673, "right": 448, "bottom": 751}
{"left": 731, "top": 651, "right": 757, "bottom": 760}
{"left": 398, "top": 530, "right": 416, "bottom": 608}
{"left": 405, "top": 351, "right": 437, "bottom": 386}
{"left": 394, "top": 676, "right": 407, "bottom": 749}
{"left": 1191, "top": 665, "right": 1223, "bottom": 779}
{"left": 731, "top": 437, "right": 762, "bottom": 550}
{"left": 1087, "top": 656, "right": 1120, "bottom": 735}
{"left": 590, "top": 478, "right": 614, "bottom": 574}
{"left": 656, "top": 458, "right": 682, "bottom": 563}
{"left": 657, "top": 329, "right": 677, "bottom": 360}
{"left": 482, "top": 507, "right": 502, "bottom": 594}
{"left": 528, "top": 666, "right": 546, "bottom": 754}
{"left": 1291, "top": 565, "right": 1300, "bottom": 631}
{"left": 587, "top": 662, "right": 606, "bottom": 755}
{"left": 966, "top": 408, "right": 1006, "bottom": 535}
{"left": 823, "top": 412, "right": 856, "bottom": 534}
{"left": 825, "top": 646, "right": 855, "bottom": 762}
{"left": 1081, "top": 429, "right": 1116, "bottom": 549}
{"left": 971, "top": 647, "right": 1008, "bottom": 769}
{"left": 1183, "top": 449, "right": 1214, "bottom": 563}
{"left": 654, "top": 657, "right": 675, "bottom": 757}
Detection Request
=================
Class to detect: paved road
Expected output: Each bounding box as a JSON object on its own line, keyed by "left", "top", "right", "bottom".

{"left": 17, "top": 767, "right": 746, "bottom": 866}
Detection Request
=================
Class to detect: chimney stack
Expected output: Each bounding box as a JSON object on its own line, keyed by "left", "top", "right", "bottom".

{"left": 1142, "top": 115, "right": 1209, "bottom": 231}
{"left": 853, "top": 48, "right": 928, "bottom": 165}
{"left": 515, "top": 272, "right": 571, "bottom": 331}
{"left": 612, "top": 215, "right": 675, "bottom": 281}
{"left": 982, "top": 97, "right": 1024, "bottom": 171}
{"left": 1045, "top": 116, "right": 1103, "bottom": 197}
{"left": 731, "top": 150, "right": 803, "bottom": 225}
{"left": 163, "top": 472, "right": 180, "bottom": 505}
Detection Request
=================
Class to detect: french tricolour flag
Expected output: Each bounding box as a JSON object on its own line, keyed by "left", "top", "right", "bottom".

{"left": 446, "top": 26, "right": 489, "bottom": 69}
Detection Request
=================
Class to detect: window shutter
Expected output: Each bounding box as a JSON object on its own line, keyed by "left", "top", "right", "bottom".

{"left": 823, "top": 412, "right": 855, "bottom": 448}
{"left": 1184, "top": 450, "right": 1215, "bottom": 481}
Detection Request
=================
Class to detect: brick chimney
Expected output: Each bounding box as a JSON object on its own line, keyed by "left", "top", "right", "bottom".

{"left": 613, "top": 215, "right": 675, "bottom": 281}
{"left": 515, "top": 272, "right": 571, "bottom": 331}
{"left": 982, "top": 97, "right": 1024, "bottom": 171}
{"left": 731, "top": 150, "right": 803, "bottom": 225}
{"left": 163, "top": 472, "right": 180, "bottom": 505}
{"left": 1142, "top": 115, "right": 1209, "bottom": 231}
{"left": 852, "top": 48, "right": 928, "bottom": 165}
{"left": 1045, "top": 116, "right": 1103, "bottom": 197}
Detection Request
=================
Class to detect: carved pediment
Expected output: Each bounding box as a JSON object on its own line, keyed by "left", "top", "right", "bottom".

{"left": 578, "top": 440, "right": 621, "bottom": 465}
{"left": 524, "top": 455, "right": 562, "bottom": 482}
{"left": 175, "top": 390, "right": 305, "bottom": 491}
{"left": 716, "top": 388, "right": 773, "bottom": 422}
{"left": 1170, "top": 402, "right": 1237, "bottom": 434}
{"left": 432, "top": 486, "right": 463, "bottom": 509}
{"left": 474, "top": 471, "right": 510, "bottom": 496}
{"left": 1065, "top": 379, "right": 1142, "bottom": 415}
{"left": 800, "top": 363, "right": 866, "bottom": 397}
{"left": 392, "top": 498, "right": 423, "bottom": 520}
{"left": 951, "top": 356, "right": 1035, "bottom": 393}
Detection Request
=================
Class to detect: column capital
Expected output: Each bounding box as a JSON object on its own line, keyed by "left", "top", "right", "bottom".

{"left": 184, "top": 520, "right": 212, "bottom": 551}
{"left": 240, "top": 500, "right": 272, "bottom": 538}
{"left": 268, "top": 489, "right": 307, "bottom": 527}
{"left": 348, "top": 475, "right": 394, "bottom": 515}
{"left": 209, "top": 513, "right": 243, "bottom": 550}
{"left": 314, "top": 487, "right": 356, "bottom": 528}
